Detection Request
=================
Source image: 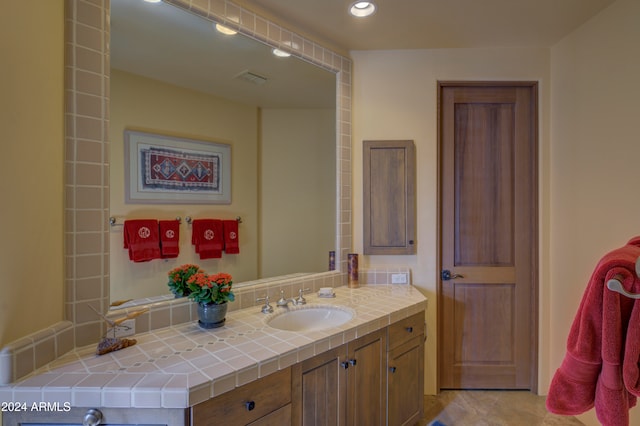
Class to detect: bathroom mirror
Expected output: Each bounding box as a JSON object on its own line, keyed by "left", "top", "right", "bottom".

{"left": 64, "top": 0, "right": 350, "bottom": 345}
{"left": 108, "top": 0, "right": 337, "bottom": 303}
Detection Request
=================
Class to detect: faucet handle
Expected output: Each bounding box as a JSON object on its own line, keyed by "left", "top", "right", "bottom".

{"left": 296, "top": 288, "right": 311, "bottom": 305}
{"left": 256, "top": 295, "right": 273, "bottom": 314}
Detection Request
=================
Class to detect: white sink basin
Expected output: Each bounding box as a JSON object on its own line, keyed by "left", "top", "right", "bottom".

{"left": 266, "top": 305, "right": 354, "bottom": 332}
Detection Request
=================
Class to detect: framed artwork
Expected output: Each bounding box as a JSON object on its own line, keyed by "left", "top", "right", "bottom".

{"left": 124, "top": 130, "right": 231, "bottom": 204}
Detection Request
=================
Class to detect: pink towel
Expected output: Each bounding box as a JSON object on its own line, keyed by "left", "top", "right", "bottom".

{"left": 159, "top": 220, "right": 180, "bottom": 258}
{"left": 223, "top": 219, "right": 240, "bottom": 254}
{"left": 191, "top": 219, "right": 223, "bottom": 259}
{"left": 547, "top": 236, "right": 640, "bottom": 426}
{"left": 123, "top": 219, "right": 161, "bottom": 262}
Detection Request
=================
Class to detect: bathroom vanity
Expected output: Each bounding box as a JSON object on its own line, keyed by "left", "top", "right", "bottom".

{"left": 1, "top": 285, "right": 426, "bottom": 426}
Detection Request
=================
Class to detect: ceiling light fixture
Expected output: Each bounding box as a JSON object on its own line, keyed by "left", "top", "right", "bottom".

{"left": 215, "top": 23, "right": 237, "bottom": 35}
{"left": 272, "top": 41, "right": 299, "bottom": 58}
{"left": 143, "top": 0, "right": 162, "bottom": 3}
{"left": 349, "top": 1, "right": 376, "bottom": 17}
{"left": 272, "top": 48, "right": 291, "bottom": 58}
{"left": 215, "top": 16, "right": 240, "bottom": 35}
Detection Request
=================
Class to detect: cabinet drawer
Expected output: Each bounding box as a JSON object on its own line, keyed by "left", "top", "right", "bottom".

{"left": 388, "top": 312, "right": 425, "bottom": 351}
{"left": 192, "top": 368, "right": 291, "bottom": 426}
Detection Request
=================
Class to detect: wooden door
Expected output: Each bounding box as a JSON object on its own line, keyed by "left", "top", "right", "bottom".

{"left": 438, "top": 83, "right": 538, "bottom": 390}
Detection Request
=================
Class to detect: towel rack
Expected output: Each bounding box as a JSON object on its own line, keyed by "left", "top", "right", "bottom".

{"left": 607, "top": 273, "right": 640, "bottom": 299}
{"left": 109, "top": 216, "right": 183, "bottom": 226}
{"left": 184, "top": 216, "right": 243, "bottom": 224}
{"left": 109, "top": 216, "right": 243, "bottom": 226}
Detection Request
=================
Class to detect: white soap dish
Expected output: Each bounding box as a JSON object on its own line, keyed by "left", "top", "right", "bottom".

{"left": 318, "top": 293, "right": 336, "bottom": 298}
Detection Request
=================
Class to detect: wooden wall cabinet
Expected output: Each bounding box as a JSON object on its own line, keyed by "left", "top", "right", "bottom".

{"left": 363, "top": 140, "right": 416, "bottom": 255}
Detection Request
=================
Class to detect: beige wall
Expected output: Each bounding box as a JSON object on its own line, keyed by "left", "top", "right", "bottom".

{"left": 110, "top": 69, "right": 259, "bottom": 301}
{"left": 351, "top": 0, "right": 640, "bottom": 417}
{"left": 550, "top": 0, "right": 640, "bottom": 423}
{"left": 0, "top": 1, "right": 64, "bottom": 347}
{"left": 259, "top": 108, "right": 336, "bottom": 277}
{"left": 351, "top": 47, "right": 551, "bottom": 395}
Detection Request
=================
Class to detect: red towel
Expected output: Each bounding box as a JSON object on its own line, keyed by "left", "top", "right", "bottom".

{"left": 123, "top": 219, "right": 161, "bottom": 262}
{"left": 191, "top": 219, "right": 223, "bottom": 259}
{"left": 547, "top": 236, "right": 640, "bottom": 426}
{"left": 223, "top": 219, "right": 240, "bottom": 254}
{"left": 159, "top": 220, "right": 180, "bottom": 258}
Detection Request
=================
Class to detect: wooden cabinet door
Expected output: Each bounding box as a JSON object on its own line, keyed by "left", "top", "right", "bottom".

{"left": 247, "top": 404, "right": 292, "bottom": 426}
{"left": 346, "top": 329, "right": 387, "bottom": 426}
{"left": 363, "top": 140, "right": 416, "bottom": 255}
{"left": 387, "top": 336, "right": 424, "bottom": 426}
{"left": 292, "top": 346, "right": 347, "bottom": 426}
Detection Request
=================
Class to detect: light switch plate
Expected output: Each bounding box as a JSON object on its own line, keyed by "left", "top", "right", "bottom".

{"left": 391, "top": 273, "right": 408, "bottom": 284}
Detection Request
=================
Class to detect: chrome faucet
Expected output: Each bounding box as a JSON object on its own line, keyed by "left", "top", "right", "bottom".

{"left": 276, "top": 288, "right": 311, "bottom": 307}
{"left": 276, "top": 290, "right": 297, "bottom": 307}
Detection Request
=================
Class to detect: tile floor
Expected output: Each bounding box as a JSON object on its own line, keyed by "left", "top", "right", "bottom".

{"left": 421, "top": 390, "right": 585, "bottom": 425}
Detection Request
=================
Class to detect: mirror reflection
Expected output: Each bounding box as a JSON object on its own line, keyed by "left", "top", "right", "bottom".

{"left": 109, "top": 0, "right": 336, "bottom": 304}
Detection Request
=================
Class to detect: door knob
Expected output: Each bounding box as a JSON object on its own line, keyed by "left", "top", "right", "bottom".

{"left": 83, "top": 409, "right": 103, "bottom": 426}
{"left": 441, "top": 270, "right": 464, "bottom": 281}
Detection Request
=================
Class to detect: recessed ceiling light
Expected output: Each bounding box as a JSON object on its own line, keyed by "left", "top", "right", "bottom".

{"left": 272, "top": 48, "right": 291, "bottom": 58}
{"left": 272, "top": 41, "right": 299, "bottom": 58}
{"left": 215, "top": 17, "right": 239, "bottom": 35}
{"left": 349, "top": 1, "right": 376, "bottom": 17}
{"left": 215, "top": 23, "right": 237, "bottom": 35}
{"left": 143, "top": 0, "right": 162, "bottom": 3}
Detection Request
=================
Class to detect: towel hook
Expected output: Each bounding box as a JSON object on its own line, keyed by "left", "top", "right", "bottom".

{"left": 606, "top": 275, "right": 640, "bottom": 299}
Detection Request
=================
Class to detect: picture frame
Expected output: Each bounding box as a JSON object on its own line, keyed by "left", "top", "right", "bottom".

{"left": 124, "top": 130, "right": 231, "bottom": 204}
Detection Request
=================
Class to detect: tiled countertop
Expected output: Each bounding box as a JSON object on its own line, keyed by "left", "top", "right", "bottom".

{"left": 0, "top": 285, "right": 426, "bottom": 410}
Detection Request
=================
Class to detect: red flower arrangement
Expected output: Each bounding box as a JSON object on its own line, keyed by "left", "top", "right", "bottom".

{"left": 167, "top": 264, "right": 202, "bottom": 297}
{"left": 187, "top": 272, "right": 235, "bottom": 305}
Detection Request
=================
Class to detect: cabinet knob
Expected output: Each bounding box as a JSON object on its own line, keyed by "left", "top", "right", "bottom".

{"left": 245, "top": 400, "right": 256, "bottom": 411}
{"left": 389, "top": 366, "right": 397, "bottom": 373}
{"left": 406, "top": 326, "right": 413, "bottom": 333}
{"left": 83, "top": 409, "right": 103, "bottom": 426}
{"left": 349, "top": 359, "right": 357, "bottom": 366}
{"left": 341, "top": 361, "right": 350, "bottom": 369}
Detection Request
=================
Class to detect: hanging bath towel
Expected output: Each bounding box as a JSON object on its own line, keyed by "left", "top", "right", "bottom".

{"left": 159, "top": 219, "right": 180, "bottom": 258}
{"left": 223, "top": 219, "right": 240, "bottom": 254}
{"left": 123, "top": 219, "right": 161, "bottom": 262}
{"left": 191, "top": 219, "right": 223, "bottom": 259}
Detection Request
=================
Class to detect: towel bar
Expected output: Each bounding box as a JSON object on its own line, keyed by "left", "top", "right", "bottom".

{"left": 109, "top": 216, "right": 183, "bottom": 226}
{"left": 109, "top": 216, "right": 242, "bottom": 226}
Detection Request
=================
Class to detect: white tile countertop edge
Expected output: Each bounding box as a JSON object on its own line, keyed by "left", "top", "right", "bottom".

{"left": 0, "top": 285, "right": 427, "bottom": 410}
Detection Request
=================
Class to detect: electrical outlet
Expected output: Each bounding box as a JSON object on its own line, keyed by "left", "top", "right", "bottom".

{"left": 391, "top": 273, "right": 408, "bottom": 284}
{"left": 112, "top": 319, "right": 136, "bottom": 338}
